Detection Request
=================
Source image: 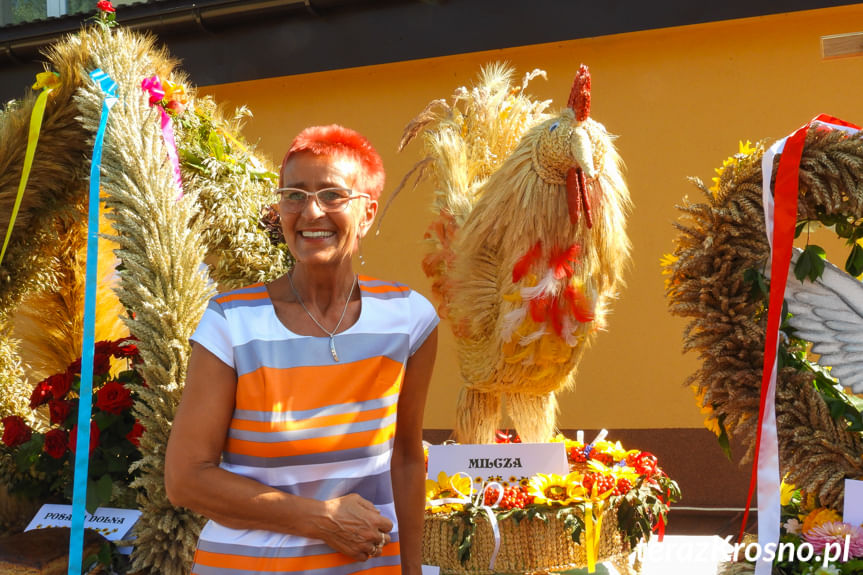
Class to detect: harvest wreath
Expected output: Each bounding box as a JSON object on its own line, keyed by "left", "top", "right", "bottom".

{"left": 422, "top": 433, "right": 680, "bottom": 574}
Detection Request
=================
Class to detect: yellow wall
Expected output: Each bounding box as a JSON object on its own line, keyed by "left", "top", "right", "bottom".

{"left": 199, "top": 4, "right": 863, "bottom": 430}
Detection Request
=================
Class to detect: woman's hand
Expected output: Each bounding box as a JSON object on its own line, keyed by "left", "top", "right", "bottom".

{"left": 318, "top": 493, "right": 393, "bottom": 561}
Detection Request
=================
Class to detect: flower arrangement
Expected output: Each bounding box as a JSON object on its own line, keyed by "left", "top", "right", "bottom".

{"left": 424, "top": 432, "right": 680, "bottom": 571}
{"left": 725, "top": 482, "right": 863, "bottom": 574}
{"left": 0, "top": 337, "right": 144, "bottom": 512}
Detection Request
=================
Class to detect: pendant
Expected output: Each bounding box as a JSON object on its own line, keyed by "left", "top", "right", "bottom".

{"left": 329, "top": 336, "right": 339, "bottom": 362}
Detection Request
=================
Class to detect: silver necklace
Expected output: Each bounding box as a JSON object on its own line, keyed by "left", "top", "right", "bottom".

{"left": 287, "top": 272, "right": 357, "bottom": 362}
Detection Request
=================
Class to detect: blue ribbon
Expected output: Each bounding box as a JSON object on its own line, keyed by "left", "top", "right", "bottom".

{"left": 68, "top": 69, "right": 117, "bottom": 575}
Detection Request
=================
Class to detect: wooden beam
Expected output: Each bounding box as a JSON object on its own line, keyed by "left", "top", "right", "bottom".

{"left": 822, "top": 32, "right": 863, "bottom": 58}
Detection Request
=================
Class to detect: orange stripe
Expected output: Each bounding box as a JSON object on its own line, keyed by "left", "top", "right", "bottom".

{"left": 231, "top": 403, "right": 398, "bottom": 433}
{"left": 193, "top": 541, "right": 399, "bottom": 571}
{"left": 360, "top": 284, "right": 409, "bottom": 294}
{"left": 235, "top": 356, "right": 404, "bottom": 412}
{"left": 215, "top": 288, "right": 268, "bottom": 305}
{"left": 225, "top": 423, "right": 396, "bottom": 458}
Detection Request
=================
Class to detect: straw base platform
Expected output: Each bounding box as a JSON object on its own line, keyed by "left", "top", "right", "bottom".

{"left": 423, "top": 507, "right": 636, "bottom": 574}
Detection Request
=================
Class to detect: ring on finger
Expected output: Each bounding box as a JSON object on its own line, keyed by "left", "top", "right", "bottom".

{"left": 380, "top": 532, "right": 387, "bottom": 546}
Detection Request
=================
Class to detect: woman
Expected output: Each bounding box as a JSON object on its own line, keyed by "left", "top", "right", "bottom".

{"left": 165, "top": 125, "right": 439, "bottom": 575}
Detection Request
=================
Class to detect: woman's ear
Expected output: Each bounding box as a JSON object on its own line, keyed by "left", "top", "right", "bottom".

{"left": 357, "top": 199, "right": 378, "bottom": 238}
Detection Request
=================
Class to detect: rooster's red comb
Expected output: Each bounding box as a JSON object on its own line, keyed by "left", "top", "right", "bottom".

{"left": 568, "top": 64, "right": 591, "bottom": 122}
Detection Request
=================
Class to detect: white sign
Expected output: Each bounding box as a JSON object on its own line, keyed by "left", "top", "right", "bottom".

{"left": 427, "top": 442, "right": 569, "bottom": 482}
{"left": 844, "top": 479, "right": 863, "bottom": 527}
{"left": 421, "top": 565, "right": 441, "bottom": 575}
{"left": 26, "top": 504, "right": 141, "bottom": 554}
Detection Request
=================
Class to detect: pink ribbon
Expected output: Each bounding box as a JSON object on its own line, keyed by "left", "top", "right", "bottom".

{"left": 141, "top": 75, "right": 183, "bottom": 197}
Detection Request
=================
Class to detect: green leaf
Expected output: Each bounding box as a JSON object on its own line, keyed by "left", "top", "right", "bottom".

{"left": 793, "top": 244, "right": 826, "bottom": 282}
{"left": 83, "top": 552, "right": 100, "bottom": 572}
{"left": 845, "top": 243, "right": 863, "bottom": 277}
{"left": 207, "top": 132, "right": 226, "bottom": 162}
{"left": 794, "top": 220, "right": 807, "bottom": 238}
{"left": 835, "top": 220, "right": 855, "bottom": 239}
{"left": 827, "top": 397, "right": 846, "bottom": 421}
{"left": 86, "top": 475, "right": 114, "bottom": 513}
{"left": 716, "top": 416, "right": 732, "bottom": 461}
{"left": 97, "top": 542, "right": 112, "bottom": 565}
{"left": 793, "top": 252, "right": 811, "bottom": 282}
{"left": 743, "top": 268, "right": 768, "bottom": 299}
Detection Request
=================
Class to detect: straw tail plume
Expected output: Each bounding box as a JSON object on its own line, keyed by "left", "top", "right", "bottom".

{"left": 13, "top": 209, "right": 128, "bottom": 385}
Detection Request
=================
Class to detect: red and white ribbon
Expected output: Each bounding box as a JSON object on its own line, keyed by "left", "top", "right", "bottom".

{"left": 746, "top": 114, "right": 860, "bottom": 575}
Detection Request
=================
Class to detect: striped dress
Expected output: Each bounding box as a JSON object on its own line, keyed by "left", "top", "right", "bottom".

{"left": 188, "top": 275, "right": 438, "bottom": 575}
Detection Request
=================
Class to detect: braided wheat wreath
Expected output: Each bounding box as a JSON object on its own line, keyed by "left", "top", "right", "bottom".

{"left": 0, "top": 26, "right": 288, "bottom": 574}
{"left": 664, "top": 129, "right": 863, "bottom": 511}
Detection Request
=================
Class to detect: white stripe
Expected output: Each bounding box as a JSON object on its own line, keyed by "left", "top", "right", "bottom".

{"left": 221, "top": 450, "right": 393, "bottom": 485}
{"left": 198, "top": 502, "right": 399, "bottom": 549}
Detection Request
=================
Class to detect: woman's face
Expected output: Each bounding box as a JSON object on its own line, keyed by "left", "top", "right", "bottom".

{"left": 279, "top": 151, "right": 378, "bottom": 267}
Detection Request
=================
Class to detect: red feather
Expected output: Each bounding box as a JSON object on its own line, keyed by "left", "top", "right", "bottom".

{"left": 513, "top": 241, "right": 543, "bottom": 283}
{"left": 564, "top": 285, "right": 594, "bottom": 324}
{"left": 549, "top": 244, "right": 581, "bottom": 280}
{"left": 529, "top": 296, "right": 551, "bottom": 323}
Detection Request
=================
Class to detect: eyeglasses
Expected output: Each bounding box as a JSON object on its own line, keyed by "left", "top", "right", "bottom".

{"left": 275, "top": 187, "right": 370, "bottom": 213}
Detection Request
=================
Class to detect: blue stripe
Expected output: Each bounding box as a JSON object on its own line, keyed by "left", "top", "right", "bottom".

{"left": 223, "top": 439, "right": 393, "bottom": 468}
{"left": 207, "top": 299, "right": 226, "bottom": 318}
{"left": 360, "top": 289, "right": 411, "bottom": 301}
{"left": 274, "top": 470, "right": 394, "bottom": 504}
{"left": 234, "top": 333, "right": 409, "bottom": 376}
{"left": 229, "top": 413, "right": 397, "bottom": 443}
{"left": 359, "top": 278, "right": 408, "bottom": 289}
{"left": 219, "top": 296, "right": 272, "bottom": 311}
{"left": 232, "top": 394, "right": 399, "bottom": 422}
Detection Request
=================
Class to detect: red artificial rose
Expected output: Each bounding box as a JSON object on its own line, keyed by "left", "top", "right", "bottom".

{"left": 48, "top": 399, "right": 72, "bottom": 425}
{"left": 114, "top": 337, "right": 139, "bottom": 359}
{"left": 29, "top": 379, "right": 52, "bottom": 408}
{"left": 95, "top": 381, "right": 132, "bottom": 415}
{"left": 126, "top": 420, "right": 145, "bottom": 447}
{"left": 94, "top": 340, "right": 115, "bottom": 356}
{"left": 43, "top": 428, "right": 68, "bottom": 459}
{"left": 93, "top": 353, "right": 111, "bottom": 376}
{"left": 46, "top": 371, "right": 73, "bottom": 400}
{"left": 633, "top": 452, "right": 659, "bottom": 477}
{"left": 96, "top": 1, "right": 115, "bottom": 13}
{"left": 67, "top": 351, "right": 111, "bottom": 376}
{"left": 1, "top": 415, "right": 31, "bottom": 448}
{"left": 69, "top": 421, "right": 99, "bottom": 455}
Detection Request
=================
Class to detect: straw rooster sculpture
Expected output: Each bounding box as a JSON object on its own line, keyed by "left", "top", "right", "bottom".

{"left": 399, "top": 64, "right": 632, "bottom": 443}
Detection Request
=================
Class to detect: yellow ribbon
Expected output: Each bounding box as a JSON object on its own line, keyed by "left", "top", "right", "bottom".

{"left": 1, "top": 73, "right": 60, "bottom": 265}
{"left": 583, "top": 487, "right": 613, "bottom": 573}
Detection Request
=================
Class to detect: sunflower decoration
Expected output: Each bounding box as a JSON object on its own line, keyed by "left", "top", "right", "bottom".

{"left": 707, "top": 140, "right": 761, "bottom": 196}
{"left": 426, "top": 471, "right": 473, "bottom": 513}
{"left": 527, "top": 472, "right": 586, "bottom": 506}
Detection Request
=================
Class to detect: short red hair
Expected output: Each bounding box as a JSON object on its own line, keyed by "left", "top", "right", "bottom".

{"left": 280, "top": 125, "right": 385, "bottom": 201}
